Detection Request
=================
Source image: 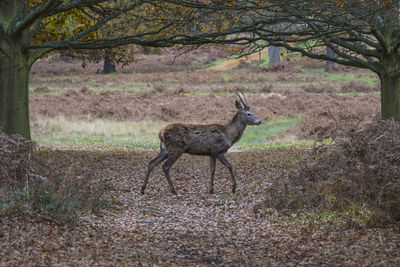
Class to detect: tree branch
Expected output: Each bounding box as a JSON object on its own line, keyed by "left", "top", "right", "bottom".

{"left": 24, "top": 19, "right": 41, "bottom": 49}
{"left": 12, "top": 0, "right": 62, "bottom": 34}
{"left": 27, "top": 47, "right": 53, "bottom": 67}
{"left": 371, "top": 29, "right": 389, "bottom": 54}
{"left": 44, "top": 0, "right": 142, "bottom": 17}
{"left": 306, "top": 22, "right": 379, "bottom": 58}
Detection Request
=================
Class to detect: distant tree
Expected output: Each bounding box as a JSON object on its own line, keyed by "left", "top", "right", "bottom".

{"left": 103, "top": 48, "right": 116, "bottom": 74}
{"left": 325, "top": 47, "right": 337, "bottom": 72}
{"left": 268, "top": 24, "right": 280, "bottom": 65}
{"left": 268, "top": 46, "right": 280, "bottom": 65}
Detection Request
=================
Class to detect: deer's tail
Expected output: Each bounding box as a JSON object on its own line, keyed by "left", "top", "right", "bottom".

{"left": 159, "top": 130, "right": 167, "bottom": 151}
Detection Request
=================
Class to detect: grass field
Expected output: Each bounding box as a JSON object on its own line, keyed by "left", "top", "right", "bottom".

{"left": 32, "top": 117, "right": 306, "bottom": 150}
{"left": 32, "top": 118, "right": 167, "bottom": 149}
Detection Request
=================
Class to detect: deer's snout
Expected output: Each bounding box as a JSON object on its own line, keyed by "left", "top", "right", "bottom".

{"left": 248, "top": 118, "right": 262, "bottom": 125}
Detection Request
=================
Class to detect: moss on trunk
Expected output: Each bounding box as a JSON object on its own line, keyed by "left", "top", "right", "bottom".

{"left": 0, "top": 40, "right": 31, "bottom": 139}
{"left": 380, "top": 73, "right": 400, "bottom": 121}
{"left": 379, "top": 53, "right": 400, "bottom": 121}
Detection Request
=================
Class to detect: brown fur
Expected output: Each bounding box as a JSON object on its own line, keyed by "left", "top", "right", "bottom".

{"left": 159, "top": 118, "right": 242, "bottom": 156}
{"left": 141, "top": 96, "right": 261, "bottom": 194}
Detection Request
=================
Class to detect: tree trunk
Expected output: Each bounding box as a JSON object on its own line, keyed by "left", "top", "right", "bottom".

{"left": 0, "top": 40, "right": 31, "bottom": 139}
{"left": 268, "top": 23, "right": 281, "bottom": 66}
{"left": 268, "top": 46, "right": 281, "bottom": 65}
{"left": 103, "top": 49, "right": 116, "bottom": 74}
{"left": 325, "top": 47, "right": 337, "bottom": 72}
{"left": 380, "top": 73, "right": 400, "bottom": 121}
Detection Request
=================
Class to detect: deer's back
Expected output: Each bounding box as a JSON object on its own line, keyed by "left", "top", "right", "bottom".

{"left": 159, "top": 123, "right": 231, "bottom": 155}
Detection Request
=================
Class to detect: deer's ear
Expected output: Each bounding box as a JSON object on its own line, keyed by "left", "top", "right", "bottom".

{"left": 235, "top": 100, "right": 245, "bottom": 110}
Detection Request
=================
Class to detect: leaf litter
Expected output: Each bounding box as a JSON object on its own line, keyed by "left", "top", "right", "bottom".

{"left": 1, "top": 147, "right": 399, "bottom": 265}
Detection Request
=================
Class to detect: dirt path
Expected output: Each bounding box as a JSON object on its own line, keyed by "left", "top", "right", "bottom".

{"left": 207, "top": 50, "right": 268, "bottom": 71}
{"left": 1, "top": 150, "right": 399, "bottom": 265}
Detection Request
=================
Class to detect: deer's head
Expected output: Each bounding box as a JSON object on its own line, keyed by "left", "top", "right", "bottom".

{"left": 235, "top": 92, "right": 261, "bottom": 125}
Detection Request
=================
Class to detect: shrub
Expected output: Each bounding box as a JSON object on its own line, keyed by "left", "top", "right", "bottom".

{"left": 0, "top": 129, "right": 106, "bottom": 224}
{"left": 260, "top": 119, "right": 400, "bottom": 227}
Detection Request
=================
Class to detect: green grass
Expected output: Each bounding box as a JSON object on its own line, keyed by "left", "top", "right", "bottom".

{"left": 258, "top": 56, "right": 270, "bottom": 67}
{"left": 183, "top": 92, "right": 270, "bottom": 96}
{"left": 236, "top": 138, "right": 333, "bottom": 150}
{"left": 234, "top": 117, "right": 303, "bottom": 150}
{"left": 32, "top": 117, "right": 167, "bottom": 149}
{"left": 234, "top": 117, "right": 333, "bottom": 150}
{"left": 91, "top": 87, "right": 145, "bottom": 93}
{"left": 304, "top": 68, "right": 377, "bottom": 85}
{"left": 337, "top": 91, "right": 380, "bottom": 96}
{"left": 29, "top": 86, "right": 65, "bottom": 95}
{"left": 203, "top": 51, "right": 264, "bottom": 69}
{"left": 274, "top": 82, "right": 308, "bottom": 88}
{"left": 205, "top": 57, "right": 229, "bottom": 68}
{"left": 30, "top": 86, "right": 151, "bottom": 95}
{"left": 31, "top": 117, "right": 309, "bottom": 150}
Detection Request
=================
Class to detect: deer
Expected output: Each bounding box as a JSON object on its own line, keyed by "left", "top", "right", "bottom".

{"left": 141, "top": 92, "right": 261, "bottom": 194}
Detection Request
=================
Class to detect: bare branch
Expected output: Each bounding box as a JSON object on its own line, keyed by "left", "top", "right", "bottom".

{"left": 371, "top": 29, "right": 390, "bottom": 54}
{"left": 44, "top": 0, "right": 110, "bottom": 16}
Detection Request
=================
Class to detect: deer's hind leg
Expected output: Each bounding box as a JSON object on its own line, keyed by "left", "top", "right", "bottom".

{"left": 217, "top": 154, "right": 237, "bottom": 193}
{"left": 162, "top": 151, "right": 182, "bottom": 194}
{"left": 141, "top": 150, "right": 168, "bottom": 194}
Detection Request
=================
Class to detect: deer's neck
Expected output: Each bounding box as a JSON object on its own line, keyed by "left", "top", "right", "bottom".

{"left": 225, "top": 113, "right": 246, "bottom": 145}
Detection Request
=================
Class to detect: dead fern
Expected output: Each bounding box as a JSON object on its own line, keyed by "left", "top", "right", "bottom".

{"left": 263, "top": 118, "right": 400, "bottom": 227}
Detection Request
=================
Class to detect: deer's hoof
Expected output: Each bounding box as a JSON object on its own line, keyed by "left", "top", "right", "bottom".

{"left": 171, "top": 189, "right": 177, "bottom": 195}
{"left": 209, "top": 189, "right": 214, "bottom": 194}
{"left": 232, "top": 185, "right": 237, "bottom": 194}
{"left": 140, "top": 187, "right": 145, "bottom": 194}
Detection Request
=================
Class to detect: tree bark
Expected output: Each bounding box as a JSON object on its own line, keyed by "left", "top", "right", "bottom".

{"left": 268, "top": 22, "right": 281, "bottom": 66}
{"left": 268, "top": 46, "right": 280, "bottom": 65}
{"left": 380, "top": 73, "right": 400, "bottom": 121}
{"left": 325, "top": 47, "right": 337, "bottom": 72}
{"left": 0, "top": 39, "right": 31, "bottom": 139}
{"left": 103, "top": 49, "right": 116, "bottom": 74}
{"left": 378, "top": 52, "right": 400, "bottom": 121}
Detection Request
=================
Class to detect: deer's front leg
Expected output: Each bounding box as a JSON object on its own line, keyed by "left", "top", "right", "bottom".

{"left": 209, "top": 156, "right": 216, "bottom": 194}
{"left": 217, "top": 154, "right": 237, "bottom": 193}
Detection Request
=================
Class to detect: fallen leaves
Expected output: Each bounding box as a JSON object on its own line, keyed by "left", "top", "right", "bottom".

{"left": 0, "top": 149, "right": 399, "bottom": 265}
